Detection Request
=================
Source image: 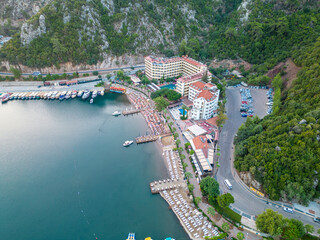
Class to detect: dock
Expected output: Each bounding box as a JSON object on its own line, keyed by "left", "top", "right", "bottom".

{"left": 150, "top": 178, "right": 183, "bottom": 194}
{"left": 122, "top": 108, "right": 141, "bottom": 116}
{"left": 135, "top": 135, "right": 159, "bottom": 143}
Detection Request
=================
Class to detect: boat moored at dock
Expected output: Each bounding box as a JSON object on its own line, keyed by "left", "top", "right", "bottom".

{"left": 71, "top": 90, "right": 77, "bottom": 98}
{"left": 91, "top": 90, "right": 98, "bottom": 98}
{"left": 77, "top": 91, "right": 83, "bottom": 97}
{"left": 82, "top": 90, "right": 90, "bottom": 100}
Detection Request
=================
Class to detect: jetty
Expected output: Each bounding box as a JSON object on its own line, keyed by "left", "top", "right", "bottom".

{"left": 122, "top": 108, "right": 141, "bottom": 116}
{"left": 135, "top": 135, "right": 159, "bottom": 143}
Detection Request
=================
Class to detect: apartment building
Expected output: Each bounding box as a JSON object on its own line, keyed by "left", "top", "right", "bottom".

{"left": 188, "top": 81, "right": 220, "bottom": 120}
{"left": 144, "top": 55, "right": 208, "bottom": 80}
{"left": 176, "top": 71, "right": 212, "bottom": 96}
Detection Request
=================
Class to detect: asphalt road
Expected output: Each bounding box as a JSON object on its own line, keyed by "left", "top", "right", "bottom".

{"left": 216, "top": 87, "right": 319, "bottom": 230}
{"left": 0, "top": 65, "right": 145, "bottom": 76}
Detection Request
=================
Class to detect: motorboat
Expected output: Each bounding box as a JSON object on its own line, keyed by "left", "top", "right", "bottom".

{"left": 100, "top": 90, "right": 104, "bottom": 96}
{"left": 65, "top": 91, "right": 71, "bottom": 99}
{"left": 77, "top": 91, "right": 83, "bottom": 97}
{"left": 59, "top": 91, "right": 66, "bottom": 101}
{"left": 123, "top": 140, "right": 133, "bottom": 147}
{"left": 90, "top": 98, "right": 93, "bottom": 104}
{"left": 112, "top": 111, "right": 121, "bottom": 116}
{"left": 71, "top": 90, "right": 77, "bottom": 98}
{"left": 82, "top": 90, "right": 90, "bottom": 100}
{"left": 91, "top": 90, "right": 98, "bottom": 98}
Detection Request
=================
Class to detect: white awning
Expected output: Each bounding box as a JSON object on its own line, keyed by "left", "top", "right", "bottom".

{"left": 187, "top": 124, "right": 207, "bottom": 136}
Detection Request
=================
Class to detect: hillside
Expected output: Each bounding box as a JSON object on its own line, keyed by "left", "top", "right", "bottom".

{"left": 0, "top": 0, "right": 241, "bottom": 69}
{"left": 0, "top": 0, "right": 319, "bottom": 71}
{"left": 234, "top": 38, "right": 320, "bottom": 205}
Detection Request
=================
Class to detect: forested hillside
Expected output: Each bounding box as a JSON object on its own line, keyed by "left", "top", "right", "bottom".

{"left": 0, "top": 0, "right": 241, "bottom": 68}
{"left": 0, "top": 0, "right": 320, "bottom": 70}
{"left": 234, "top": 38, "right": 320, "bottom": 205}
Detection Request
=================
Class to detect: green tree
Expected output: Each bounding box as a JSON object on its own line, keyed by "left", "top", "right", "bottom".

{"left": 237, "top": 232, "right": 244, "bottom": 240}
{"left": 304, "top": 224, "right": 314, "bottom": 234}
{"left": 182, "top": 162, "right": 188, "bottom": 169}
{"left": 185, "top": 142, "right": 191, "bottom": 149}
{"left": 272, "top": 73, "right": 283, "bottom": 90}
{"left": 195, "top": 196, "right": 201, "bottom": 205}
{"left": 217, "top": 193, "right": 235, "bottom": 208}
{"left": 200, "top": 176, "right": 220, "bottom": 198}
{"left": 154, "top": 96, "right": 169, "bottom": 112}
{"left": 180, "top": 154, "right": 186, "bottom": 160}
{"left": 188, "top": 184, "right": 194, "bottom": 193}
{"left": 185, "top": 172, "right": 192, "bottom": 179}
{"left": 282, "top": 219, "right": 305, "bottom": 240}
{"left": 222, "top": 222, "right": 230, "bottom": 232}
{"left": 177, "top": 147, "right": 183, "bottom": 153}
{"left": 10, "top": 67, "right": 21, "bottom": 79}
{"left": 173, "top": 133, "right": 179, "bottom": 139}
{"left": 256, "top": 209, "right": 286, "bottom": 236}
{"left": 176, "top": 139, "right": 181, "bottom": 145}
{"left": 207, "top": 206, "right": 215, "bottom": 216}
{"left": 93, "top": 71, "right": 99, "bottom": 76}
{"left": 317, "top": 228, "right": 320, "bottom": 235}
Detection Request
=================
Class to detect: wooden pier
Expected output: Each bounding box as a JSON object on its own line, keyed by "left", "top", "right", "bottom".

{"left": 122, "top": 108, "right": 141, "bottom": 116}
{"left": 135, "top": 135, "right": 159, "bottom": 144}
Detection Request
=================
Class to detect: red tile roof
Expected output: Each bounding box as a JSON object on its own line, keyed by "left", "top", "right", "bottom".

{"left": 192, "top": 136, "right": 209, "bottom": 158}
{"left": 190, "top": 81, "right": 215, "bottom": 91}
{"left": 196, "top": 90, "right": 217, "bottom": 101}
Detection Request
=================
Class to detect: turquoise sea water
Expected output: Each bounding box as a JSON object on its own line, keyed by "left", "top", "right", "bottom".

{"left": 0, "top": 93, "right": 189, "bottom": 240}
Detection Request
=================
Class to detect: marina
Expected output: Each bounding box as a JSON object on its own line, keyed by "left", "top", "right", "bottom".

{"left": 0, "top": 88, "right": 104, "bottom": 103}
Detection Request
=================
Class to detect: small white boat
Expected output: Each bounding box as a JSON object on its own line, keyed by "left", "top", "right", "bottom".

{"left": 92, "top": 90, "right": 98, "bottom": 98}
{"left": 90, "top": 98, "right": 93, "bottom": 104}
{"left": 112, "top": 111, "right": 121, "bottom": 116}
{"left": 123, "top": 140, "right": 133, "bottom": 147}
{"left": 100, "top": 90, "right": 104, "bottom": 96}
{"left": 77, "top": 91, "right": 83, "bottom": 97}
{"left": 71, "top": 90, "right": 77, "bottom": 98}
{"left": 65, "top": 91, "right": 71, "bottom": 99}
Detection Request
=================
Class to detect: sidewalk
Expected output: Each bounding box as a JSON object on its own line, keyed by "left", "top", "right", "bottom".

{"left": 170, "top": 115, "right": 262, "bottom": 239}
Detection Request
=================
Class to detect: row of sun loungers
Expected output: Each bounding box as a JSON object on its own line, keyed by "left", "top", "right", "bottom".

{"left": 162, "top": 190, "right": 220, "bottom": 239}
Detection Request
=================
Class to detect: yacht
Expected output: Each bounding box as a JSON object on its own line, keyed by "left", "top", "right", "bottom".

{"left": 77, "top": 90, "right": 83, "bottom": 97}
{"left": 91, "top": 90, "right": 98, "bottom": 98}
{"left": 82, "top": 90, "right": 90, "bottom": 100}
{"left": 112, "top": 111, "right": 121, "bottom": 116}
{"left": 123, "top": 140, "right": 133, "bottom": 147}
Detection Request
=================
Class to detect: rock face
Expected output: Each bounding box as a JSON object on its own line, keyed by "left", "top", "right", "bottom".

{"left": 20, "top": 15, "right": 46, "bottom": 45}
{"left": 0, "top": 0, "right": 51, "bottom": 23}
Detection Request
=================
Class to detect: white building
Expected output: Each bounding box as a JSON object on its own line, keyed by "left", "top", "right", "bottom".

{"left": 188, "top": 81, "right": 219, "bottom": 120}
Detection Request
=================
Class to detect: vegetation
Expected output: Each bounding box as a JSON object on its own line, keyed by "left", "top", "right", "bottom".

{"left": 207, "top": 206, "right": 215, "bottom": 216}
{"left": 200, "top": 176, "right": 220, "bottom": 199}
{"left": 153, "top": 96, "right": 169, "bottom": 112}
{"left": 150, "top": 88, "right": 181, "bottom": 101}
{"left": 256, "top": 209, "right": 315, "bottom": 239}
{"left": 217, "top": 193, "right": 234, "bottom": 208}
{"left": 234, "top": 39, "right": 320, "bottom": 204}
{"left": 221, "top": 222, "right": 230, "bottom": 233}
{"left": 237, "top": 232, "right": 244, "bottom": 240}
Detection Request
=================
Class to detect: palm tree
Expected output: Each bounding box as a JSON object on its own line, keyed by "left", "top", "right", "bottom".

{"left": 185, "top": 172, "right": 192, "bottom": 179}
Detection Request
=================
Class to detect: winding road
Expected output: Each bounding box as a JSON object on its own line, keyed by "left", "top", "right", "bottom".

{"left": 0, "top": 65, "right": 145, "bottom": 76}
{"left": 216, "top": 87, "right": 319, "bottom": 231}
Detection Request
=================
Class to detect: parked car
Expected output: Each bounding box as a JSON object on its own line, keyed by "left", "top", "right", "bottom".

{"left": 283, "top": 207, "right": 293, "bottom": 213}
{"left": 313, "top": 217, "right": 320, "bottom": 223}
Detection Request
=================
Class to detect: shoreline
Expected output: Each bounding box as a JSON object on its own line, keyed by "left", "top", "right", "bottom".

{"left": 123, "top": 86, "right": 221, "bottom": 239}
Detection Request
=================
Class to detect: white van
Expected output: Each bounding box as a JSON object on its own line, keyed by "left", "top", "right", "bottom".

{"left": 224, "top": 179, "right": 232, "bottom": 190}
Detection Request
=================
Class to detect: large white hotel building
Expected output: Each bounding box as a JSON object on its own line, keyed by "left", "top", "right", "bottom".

{"left": 144, "top": 56, "right": 212, "bottom": 96}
